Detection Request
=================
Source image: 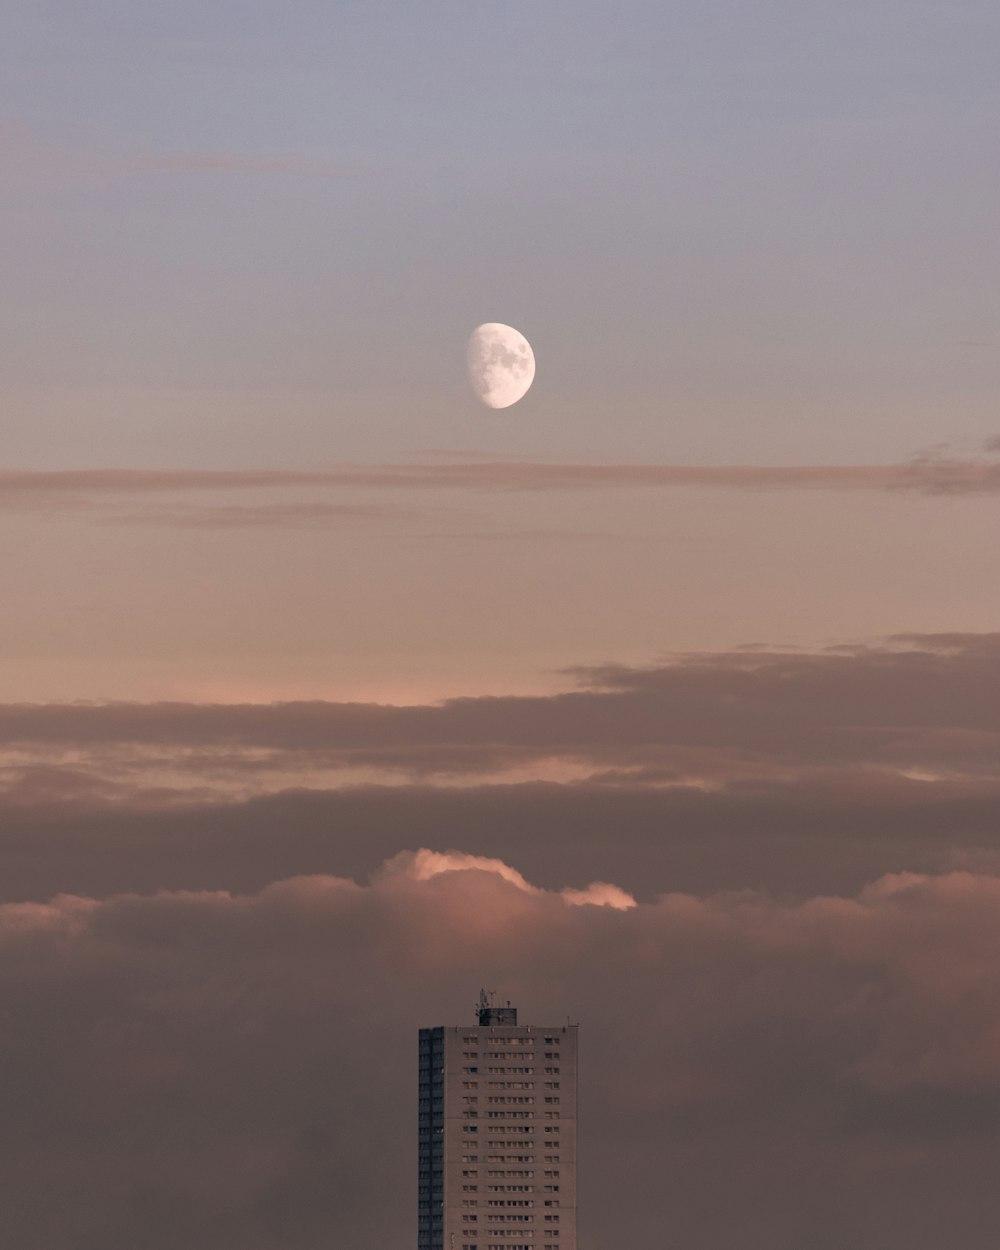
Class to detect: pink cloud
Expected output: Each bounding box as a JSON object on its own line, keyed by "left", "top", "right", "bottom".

{"left": 0, "top": 853, "right": 998, "bottom": 1245}
{"left": 561, "top": 881, "right": 637, "bottom": 910}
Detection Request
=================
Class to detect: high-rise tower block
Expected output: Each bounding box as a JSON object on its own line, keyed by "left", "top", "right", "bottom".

{"left": 418, "top": 993, "right": 578, "bottom": 1250}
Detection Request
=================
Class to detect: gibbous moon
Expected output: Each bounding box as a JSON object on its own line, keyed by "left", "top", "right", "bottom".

{"left": 467, "top": 322, "right": 535, "bottom": 409}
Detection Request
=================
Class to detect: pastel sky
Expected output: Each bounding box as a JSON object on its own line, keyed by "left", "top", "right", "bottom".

{"left": 4, "top": 3, "right": 1000, "bottom": 1248}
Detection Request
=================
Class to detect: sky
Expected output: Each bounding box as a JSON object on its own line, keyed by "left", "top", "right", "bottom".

{"left": 3, "top": 2, "right": 1000, "bottom": 1247}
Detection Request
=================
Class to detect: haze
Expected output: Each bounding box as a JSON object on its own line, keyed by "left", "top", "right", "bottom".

{"left": 2, "top": 3, "right": 1000, "bottom": 1247}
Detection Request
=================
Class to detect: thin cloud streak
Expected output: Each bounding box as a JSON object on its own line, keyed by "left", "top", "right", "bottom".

{"left": 100, "top": 501, "right": 421, "bottom": 529}
{"left": 2, "top": 634, "right": 1000, "bottom": 812}
{"left": 2, "top": 452, "right": 1000, "bottom": 510}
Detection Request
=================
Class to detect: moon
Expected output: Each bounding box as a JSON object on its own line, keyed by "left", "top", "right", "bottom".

{"left": 467, "top": 322, "right": 535, "bottom": 409}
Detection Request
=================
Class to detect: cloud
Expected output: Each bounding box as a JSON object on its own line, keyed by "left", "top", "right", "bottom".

{"left": 101, "top": 501, "right": 418, "bottom": 529}
{"left": 2, "top": 451, "right": 1000, "bottom": 526}
{"left": 560, "top": 880, "right": 636, "bottom": 910}
{"left": 3, "top": 770, "right": 1000, "bottom": 909}
{"left": 0, "top": 855, "right": 999, "bottom": 1248}
{"left": 405, "top": 850, "right": 637, "bottom": 909}
{"left": 405, "top": 848, "right": 538, "bottom": 893}
{"left": 4, "top": 634, "right": 1000, "bottom": 911}
{"left": 3, "top": 632, "right": 1000, "bottom": 784}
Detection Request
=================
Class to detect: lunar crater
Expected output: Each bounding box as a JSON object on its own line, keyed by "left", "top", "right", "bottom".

{"left": 467, "top": 322, "right": 536, "bottom": 409}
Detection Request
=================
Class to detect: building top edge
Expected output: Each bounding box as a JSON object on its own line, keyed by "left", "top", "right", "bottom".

{"left": 418, "top": 1023, "right": 579, "bottom": 1033}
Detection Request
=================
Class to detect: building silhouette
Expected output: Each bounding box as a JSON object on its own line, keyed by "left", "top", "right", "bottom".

{"left": 418, "top": 992, "right": 578, "bottom": 1250}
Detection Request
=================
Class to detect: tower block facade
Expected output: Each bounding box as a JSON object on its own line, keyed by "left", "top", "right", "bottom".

{"left": 418, "top": 994, "right": 578, "bottom": 1250}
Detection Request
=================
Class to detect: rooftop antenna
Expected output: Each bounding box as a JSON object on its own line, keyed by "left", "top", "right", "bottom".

{"left": 476, "top": 988, "right": 517, "bottom": 1027}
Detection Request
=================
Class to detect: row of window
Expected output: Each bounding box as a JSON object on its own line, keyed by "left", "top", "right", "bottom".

{"left": 461, "top": 1184, "right": 561, "bottom": 1195}
{"left": 482, "top": 1051, "right": 561, "bottom": 1061}
{"left": 484, "top": 1156, "right": 560, "bottom": 1165}
{"left": 464, "top": 1080, "right": 559, "bottom": 1089}
{"left": 462, "top": 1130, "right": 562, "bottom": 1140}
{"left": 462, "top": 1215, "right": 534, "bottom": 1223}
{"left": 461, "top": 1035, "right": 562, "bottom": 1043}
{"left": 472, "top": 1244, "right": 543, "bottom": 1249}
{"left": 459, "top": 1098, "right": 553, "bottom": 1108}
{"left": 464, "top": 1051, "right": 531, "bottom": 1061}
{"left": 465, "top": 1066, "right": 560, "bottom": 1074}
{"left": 464, "top": 1244, "right": 560, "bottom": 1250}
{"left": 456, "top": 1084, "right": 565, "bottom": 1097}
{"left": 463, "top": 1051, "right": 561, "bottom": 1062}
{"left": 459, "top": 1242, "right": 559, "bottom": 1249}
{"left": 442, "top": 1165, "right": 561, "bottom": 1180}
{"left": 461, "top": 1195, "right": 561, "bottom": 1204}
{"left": 461, "top": 1214, "right": 561, "bottom": 1224}
{"left": 482, "top": 1111, "right": 561, "bottom": 1119}
{"left": 461, "top": 1035, "right": 562, "bottom": 1045}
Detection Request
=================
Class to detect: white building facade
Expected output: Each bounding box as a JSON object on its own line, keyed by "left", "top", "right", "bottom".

{"left": 418, "top": 994, "right": 578, "bottom": 1250}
